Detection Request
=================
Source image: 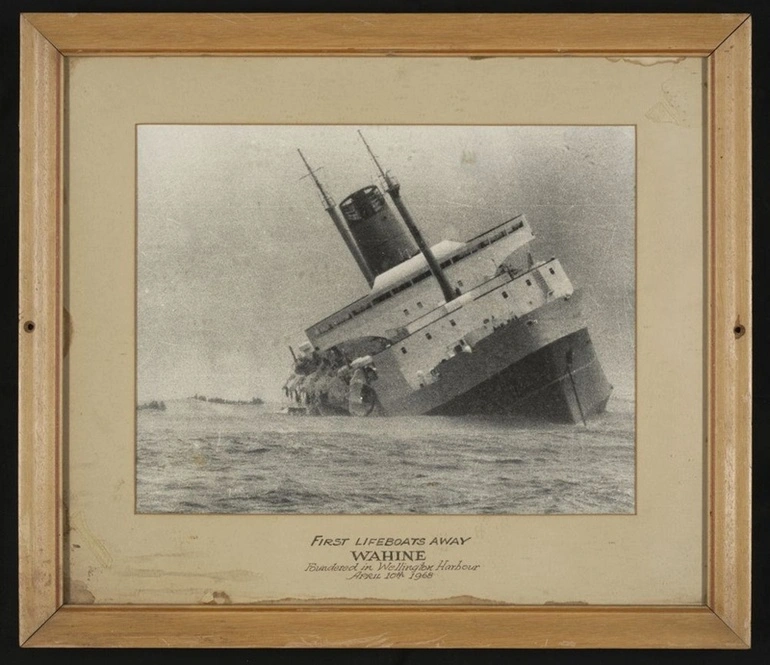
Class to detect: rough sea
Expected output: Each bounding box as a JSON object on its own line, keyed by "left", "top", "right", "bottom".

{"left": 136, "top": 398, "right": 635, "bottom": 515}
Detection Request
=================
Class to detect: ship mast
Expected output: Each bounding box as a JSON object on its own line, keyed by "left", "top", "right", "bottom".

{"left": 297, "top": 149, "right": 376, "bottom": 286}
{"left": 358, "top": 131, "right": 456, "bottom": 304}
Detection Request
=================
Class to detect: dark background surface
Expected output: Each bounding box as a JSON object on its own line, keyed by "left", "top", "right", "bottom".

{"left": 2, "top": 1, "right": 766, "bottom": 664}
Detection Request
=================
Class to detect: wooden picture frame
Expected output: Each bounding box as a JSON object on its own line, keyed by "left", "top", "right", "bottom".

{"left": 18, "top": 13, "right": 751, "bottom": 648}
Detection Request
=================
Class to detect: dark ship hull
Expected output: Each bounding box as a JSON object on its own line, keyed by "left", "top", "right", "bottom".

{"left": 426, "top": 329, "right": 610, "bottom": 422}
{"left": 355, "top": 291, "right": 611, "bottom": 423}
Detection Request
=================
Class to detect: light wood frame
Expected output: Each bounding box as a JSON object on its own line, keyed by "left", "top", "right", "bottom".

{"left": 18, "top": 13, "right": 751, "bottom": 648}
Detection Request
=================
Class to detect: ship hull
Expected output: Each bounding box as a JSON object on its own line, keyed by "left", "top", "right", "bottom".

{"left": 427, "top": 328, "right": 610, "bottom": 423}
{"left": 372, "top": 292, "right": 612, "bottom": 423}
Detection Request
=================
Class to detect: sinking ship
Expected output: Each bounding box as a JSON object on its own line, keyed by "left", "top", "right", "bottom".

{"left": 283, "top": 133, "right": 612, "bottom": 423}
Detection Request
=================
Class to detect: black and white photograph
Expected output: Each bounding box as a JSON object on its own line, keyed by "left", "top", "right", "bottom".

{"left": 136, "top": 125, "right": 635, "bottom": 515}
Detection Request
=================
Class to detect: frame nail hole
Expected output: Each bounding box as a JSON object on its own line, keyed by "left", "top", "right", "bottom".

{"left": 23, "top": 320, "right": 35, "bottom": 333}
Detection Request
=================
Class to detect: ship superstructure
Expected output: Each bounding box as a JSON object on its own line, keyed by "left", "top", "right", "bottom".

{"left": 283, "top": 134, "right": 612, "bottom": 423}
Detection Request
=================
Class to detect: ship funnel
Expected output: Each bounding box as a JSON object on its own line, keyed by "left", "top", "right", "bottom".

{"left": 338, "top": 185, "right": 419, "bottom": 277}
{"left": 297, "top": 149, "right": 375, "bottom": 286}
{"left": 357, "top": 131, "right": 457, "bottom": 304}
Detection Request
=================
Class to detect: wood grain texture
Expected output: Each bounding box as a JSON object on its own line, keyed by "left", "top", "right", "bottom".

{"left": 25, "top": 606, "right": 747, "bottom": 649}
{"left": 18, "top": 15, "right": 64, "bottom": 645}
{"left": 18, "top": 12, "right": 752, "bottom": 648}
{"left": 23, "top": 13, "right": 747, "bottom": 56}
{"left": 707, "top": 17, "right": 752, "bottom": 646}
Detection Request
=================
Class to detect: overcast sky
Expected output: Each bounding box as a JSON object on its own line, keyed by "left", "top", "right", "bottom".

{"left": 137, "top": 125, "right": 635, "bottom": 403}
